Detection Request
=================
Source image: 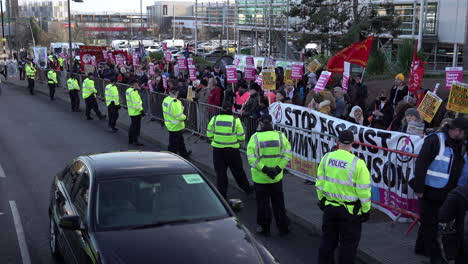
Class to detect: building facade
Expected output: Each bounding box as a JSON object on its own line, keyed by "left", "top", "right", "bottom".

{"left": 147, "top": 1, "right": 194, "bottom": 34}
{"left": 17, "top": 0, "right": 68, "bottom": 21}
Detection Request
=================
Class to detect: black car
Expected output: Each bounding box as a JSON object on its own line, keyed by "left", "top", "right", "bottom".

{"left": 49, "top": 151, "right": 278, "bottom": 264}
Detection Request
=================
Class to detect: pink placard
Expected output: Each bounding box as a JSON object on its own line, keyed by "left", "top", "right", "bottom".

{"left": 132, "top": 53, "right": 139, "bottom": 66}
{"left": 102, "top": 50, "right": 108, "bottom": 60}
{"left": 226, "top": 65, "right": 238, "bottom": 83}
{"left": 234, "top": 56, "right": 240, "bottom": 67}
{"left": 244, "top": 66, "right": 256, "bottom": 80}
{"left": 291, "top": 62, "right": 304, "bottom": 79}
{"left": 91, "top": 56, "right": 97, "bottom": 67}
{"left": 149, "top": 63, "right": 155, "bottom": 76}
{"left": 162, "top": 42, "right": 167, "bottom": 51}
{"left": 177, "top": 57, "right": 187, "bottom": 70}
{"left": 187, "top": 57, "right": 194, "bottom": 66}
{"left": 314, "top": 71, "right": 332, "bottom": 92}
{"left": 115, "top": 55, "right": 125, "bottom": 67}
{"left": 246, "top": 56, "right": 254, "bottom": 67}
{"left": 188, "top": 65, "right": 197, "bottom": 81}
{"left": 107, "top": 52, "right": 115, "bottom": 64}
{"left": 164, "top": 51, "right": 172, "bottom": 62}
{"left": 162, "top": 75, "right": 168, "bottom": 90}
{"left": 342, "top": 61, "right": 350, "bottom": 91}
{"left": 255, "top": 74, "right": 262, "bottom": 86}
{"left": 445, "top": 67, "right": 463, "bottom": 89}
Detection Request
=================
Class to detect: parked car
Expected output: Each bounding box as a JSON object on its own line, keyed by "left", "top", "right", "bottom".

{"left": 203, "top": 49, "right": 225, "bottom": 59}
{"left": 146, "top": 45, "right": 161, "bottom": 53}
{"left": 48, "top": 151, "right": 279, "bottom": 264}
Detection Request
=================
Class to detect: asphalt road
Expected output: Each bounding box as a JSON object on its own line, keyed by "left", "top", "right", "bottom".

{"left": 0, "top": 82, "right": 319, "bottom": 264}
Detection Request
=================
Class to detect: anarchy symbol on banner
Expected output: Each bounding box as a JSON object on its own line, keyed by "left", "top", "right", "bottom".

{"left": 395, "top": 136, "right": 415, "bottom": 163}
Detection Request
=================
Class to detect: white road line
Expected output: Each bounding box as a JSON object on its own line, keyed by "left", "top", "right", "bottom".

{"left": 0, "top": 163, "right": 6, "bottom": 178}
{"left": 9, "top": 200, "right": 32, "bottom": 264}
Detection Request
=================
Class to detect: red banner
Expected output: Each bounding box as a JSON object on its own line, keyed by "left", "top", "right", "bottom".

{"left": 326, "top": 35, "right": 374, "bottom": 73}
{"left": 408, "top": 41, "right": 426, "bottom": 93}
{"left": 79, "top": 45, "right": 106, "bottom": 72}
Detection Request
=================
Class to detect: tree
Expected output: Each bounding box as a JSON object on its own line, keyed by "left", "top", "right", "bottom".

{"left": 289, "top": 0, "right": 401, "bottom": 53}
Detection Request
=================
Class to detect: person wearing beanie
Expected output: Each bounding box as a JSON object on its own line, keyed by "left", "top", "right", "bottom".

{"left": 413, "top": 117, "right": 467, "bottom": 260}
{"left": 281, "top": 79, "right": 302, "bottom": 105}
{"left": 206, "top": 102, "right": 252, "bottom": 199}
{"left": 401, "top": 108, "right": 424, "bottom": 136}
{"left": 246, "top": 114, "right": 292, "bottom": 237}
{"left": 390, "top": 73, "right": 408, "bottom": 108}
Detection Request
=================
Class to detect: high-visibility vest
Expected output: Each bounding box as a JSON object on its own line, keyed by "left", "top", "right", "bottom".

{"left": 457, "top": 151, "right": 468, "bottom": 186}
{"left": 67, "top": 78, "right": 80, "bottom": 90}
{"left": 82, "top": 78, "right": 97, "bottom": 99}
{"left": 125, "top": 88, "right": 143, "bottom": 116}
{"left": 162, "top": 96, "right": 185, "bottom": 132}
{"left": 48, "top": 55, "right": 54, "bottom": 62}
{"left": 247, "top": 130, "right": 292, "bottom": 184}
{"left": 425, "top": 132, "right": 454, "bottom": 188}
{"left": 316, "top": 149, "right": 371, "bottom": 215}
{"left": 207, "top": 114, "right": 244, "bottom": 149}
{"left": 25, "top": 64, "right": 36, "bottom": 79}
{"left": 105, "top": 84, "right": 120, "bottom": 107}
{"left": 47, "top": 70, "right": 58, "bottom": 84}
{"left": 58, "top": 57, "right": 65, "bottom": 67}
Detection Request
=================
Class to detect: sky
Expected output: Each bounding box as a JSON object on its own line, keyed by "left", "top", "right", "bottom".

{"left": 71, "top": 0, "right": 191, "bottom": 13}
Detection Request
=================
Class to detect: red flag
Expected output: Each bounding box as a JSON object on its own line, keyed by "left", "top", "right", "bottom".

{"left": 408, "top": 41, "right": 426, "bottom": 93}
{"left": 326, "top": 35, "right": 375, "bottom": 73}
{"left": 326, "top": 44, "right": 357, "bottom": 73}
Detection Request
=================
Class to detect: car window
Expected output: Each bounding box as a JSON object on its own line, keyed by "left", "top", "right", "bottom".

{"left": 73, "top": 169, "right": 90, "bottom": 220}
{"left": 63, "top": 161, "right": 85, "bottom": 193}
{"left": 95, "top": 173, "right": 229, "bottom": 230}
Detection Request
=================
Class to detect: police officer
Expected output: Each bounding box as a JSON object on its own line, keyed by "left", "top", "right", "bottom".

{"left": 126, "top": 80, "right": 145, "bottom": 146}
{"left": 82, "top": 73, "right": 106, "bottom": 120}
{"left": 246, "top": 114, "right": 292, "bottom": 236}
{"left": 25, "top": 61, "right": 36, "bottom": 95}
{"left": 207, "top": 102, "right": 252, "bottom": 199}
{"left": 413, "top": 117, "right": 468, "bottom": 260}
{"left": 316, "top": 129, "right": 371, "bottom": 264}
{"left": 67, "top": 74, "right": 81, "bottom": 112}
{"left": 105, "top": 79, "right": 120, "bottom": 133}
{"left": 162, "top": 88, "right": 191, "bottom": 157}
{"left": 47, "top": 68, "right": 58, "bottom": 100}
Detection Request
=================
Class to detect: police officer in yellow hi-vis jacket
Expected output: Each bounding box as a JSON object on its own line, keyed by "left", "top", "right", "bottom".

{"left": 316, "top": 129, "right": 371, "bottom": 264}
{"left": 126, "top": 80, "right": 145, "bottom": 146}
{"left": 207, "top": 102, "right": 252, "bottom": 199}
{"left": 82, "top": 73, "right": 106, "bottom": 120}
{"left": 247, "top": 114, "right": 292, "bottom": 237}
{"left": 47, "top": 68, "right": 58, "bottom": 100}
{"left": 25, "top": 60, "right": 36, "bottom": 95}
{"left": 67, "top": 74, "right": 80, "bottom": 112}
{"left": 162, "top": 88, "right": 191, "bottom": 157}
{"left": 105, "top": 79, "right": 120, "bottom": 133}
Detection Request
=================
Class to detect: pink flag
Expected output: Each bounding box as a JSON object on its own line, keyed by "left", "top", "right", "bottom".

{"left": 188, "top": 65, "right": 197, "bottom": 81}
{"left": 291, "top": 62, "right": 304, "bottom": 79}
{"left": 226, "top": 65, "right": 238, "bottom": 83}
{"left": 244, "top": 66, "right": 256, "bottom": 80}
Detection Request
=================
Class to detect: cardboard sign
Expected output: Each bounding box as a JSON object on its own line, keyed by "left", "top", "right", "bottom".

{"left": 307, "top": 59, "right": 321, "bottom": 73}
{"left": 291, "top": 62, "right": 303, "bottom": 79}
{"left": 284, "top": 68, "right": 292, "bottom": 82}
{"left": 447, "top": 82, "right": 468, "bottom": 114}
{"left": 226, "top": 65, "right": 238, "bottom": 83}
{"left": 245, "top": 66, "right": 256, "bottom": 80}
{"left": 188, "top": 65, "right": 197, "bottom": 81}
{"left": 186, "top": 86, "right": 193, "bottom": 101}
{"left": 187, "top": 57, "right": 194, "bottom": 66}
{"left": 162, "top": 42, "right": 167, "bottom": 51}
{"left": 417, "top": 91, "right": 443, "bottom": 123}
{"left": 262, "top": 69, "right": 276, "bottom": 90}
{"left": 164, "top": 51, "right": 172, "bottom": 62}
{"left": 342, "top": 61, "right": 350, "bottom": 91}
{"left": 445, "top": 67, "right": 463, "bottom": 90}
{"left": 246, "top": 56, "right": 254, "bottom": 67}
{"left": 177, "top": 57, "right": 187, "bottom": 70}
{"left": 314, "top": 71, "right": 332, "bottom": 92}
{"left": 149, "top": 63, "right": 155, "bottom": 76}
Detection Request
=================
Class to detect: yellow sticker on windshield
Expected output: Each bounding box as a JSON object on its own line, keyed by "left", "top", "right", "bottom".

{"left": 182, "top": 174, "right": 204, "bottom": 184}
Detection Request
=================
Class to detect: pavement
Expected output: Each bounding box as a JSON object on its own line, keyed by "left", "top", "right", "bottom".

{"left": 2, "top": 77, "right": 429, "bottom": 264}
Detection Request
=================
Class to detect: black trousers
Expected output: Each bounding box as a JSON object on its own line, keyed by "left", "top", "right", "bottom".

{"left": 85, "top": 96, "right": 103, "bottom": 118}
{"left": 48, "top": 83, "right": 56, "bottom": 99}
{"left": 129, "top": 114, "right": 142, "bottom": 144}
{"left": 27, "top": 78, "right": 35, "bottom": 94}
{"left": 254, "top": 181, "right": 289, "bottom": 232}
{"left": 168, "top": 130, "right": 189, "bottom": 156}
{"left": 415, "top": 199, "right": 444, "bottom": 259}
{"left": 213, "top": 147, "right": 251, "bottom": 198}
{"left": 69, "top": 90, "right": 80, "bottom": 111}
{"left": 107, "top": 104, "right": 119, "bottom": 129}
{"left": 318, "top": 205, "right": 362, "bottom": 264}
{"left": 19, "top": 68, "right": 25, "bottom": 80}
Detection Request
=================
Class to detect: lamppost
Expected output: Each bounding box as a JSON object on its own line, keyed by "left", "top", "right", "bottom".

{"left": 68, "top": 0, "right": 84, "bottom": 71}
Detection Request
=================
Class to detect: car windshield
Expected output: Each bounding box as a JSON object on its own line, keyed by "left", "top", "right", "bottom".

{"left": 95, "top": 173, "right": 229, "bottom": 230}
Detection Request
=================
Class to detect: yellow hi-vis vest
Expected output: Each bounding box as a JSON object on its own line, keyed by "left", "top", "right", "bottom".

{"left": 207, "top": 114, "right": 244, "bottom": 149}
{"left": 162, "top": 96, "right": 186, "bottom": 132}
{"left": 125, "top": 88, "right": 143, "bottom": 116}
{"left": 58, "top": 57, "right": 65, "bottom": 67}
{"left": 105, "top": 84, "right": 120, "bottom": 107}
{"left": 82, "top": 78, "right": 97, "bottom": 99}
{"left": 247, "top": 130, "right": 292, "bottom": 184}
{"left": 25, "top": 64, "right": 36, "bottom": 79}
{"left": 316, "top": 149, "right": 371, "bottom": 215}
{"left": 67, "top": 78, "right": 80, "bottom": 90}
{"left": 47, "top": 70, "right": 58, "bottom": 84}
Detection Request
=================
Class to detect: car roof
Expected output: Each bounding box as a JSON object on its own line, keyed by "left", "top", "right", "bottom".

{"left": 83, "top": 151, "right": 197, "bottom": 180}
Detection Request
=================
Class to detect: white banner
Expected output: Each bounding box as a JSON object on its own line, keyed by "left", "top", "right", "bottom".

{"left": 33, "top": 47, "right": 48, "bottom": 69}
{"left": 269, "top": 102, "right": 424, "bottom": 221}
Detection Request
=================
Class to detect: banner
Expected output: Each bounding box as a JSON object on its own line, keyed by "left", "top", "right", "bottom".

{"left": 417, "top": 92, "right": 442, "bottom": 123}
{"left": 314, "top": 71, "right": 332, "bottom": 92}
{"left": 262, "top": 69, "right": 276, "bottom": 90}
{"left": 33, "top": 47, "right": 48, "bottom": 69}
{"left": 226, "top": 65, "right": 238, "bottom": 83}
{"left": 79, "top": 46, "right": 106, "bottom": 73}
{"left": 291, "top": 62, "right": 304, "bottom": 79}
{"left": 447, "top": 82, "right": 468, "bottom": 114}
{"left": 245, "top": 66, "right": 256, "bottom": 80}
{"left": 149, "top": 63, "right": 155, "bottom": 76}
{"left": 164, "top": 51, "right": 172, "bottom": 62}
{"left": 307, "top": 59, "right": 321, "bottom": 73}
{"left": 445, "top": 67, "right": 463, "bottom": 90}
{"left": 270, "top": 102, "right": 424, "bottom": 221}
{"left": 188, "top": 65, "right": 197, "bottom": 81}
{"left": 342, "top": 61, "right": 350, "bottom": 91}
{"left": 177, "top": 57, "right": 187, "bottom": 70}
{"left": 187, "top": 57, "right": 194, "bottom": 67}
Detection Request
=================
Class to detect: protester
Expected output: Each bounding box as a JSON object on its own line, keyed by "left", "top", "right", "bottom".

{"left": 194, "top": 79, "right": 210, "bottom": 103}
{"left": 207, "top": 81, "right": 223, "bottom": 107}
{"left": 347, "top": 106, "right": 368, "bottom": 126}
{"left": 275, "top": 90, "right": 290, "bottom": 103}
{"left": 310, "top": 92, "right": 332, "bottom": 115}
{"left": 401, "top": 108, "right": 425, "bottom": 137}
{"left": 389, "top": 102, "right": 414, "bottom": 131}
{"left": 389, "top": 73, "right": 408, "bottom": 108}
{"left": 367, "top": 92, "right": 393, "bottom": 129}
{"left": 233, "top": 82, "right": 250, "bottom": 111}
{"left": 241, "top": 84, "right": 261, "bottom": 117}
{"left": 333, "top": 87, "right": 347, "bottom": 118}
{"left": 348, "top": 75, "right": 368, "bottom": 111}
{"left": 282, "top": 80, "right": 302, "bottom": 105}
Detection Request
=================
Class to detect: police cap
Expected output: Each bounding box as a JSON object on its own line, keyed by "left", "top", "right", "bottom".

{"left": 338, "top": 130, "right": 354, "bottom": 144}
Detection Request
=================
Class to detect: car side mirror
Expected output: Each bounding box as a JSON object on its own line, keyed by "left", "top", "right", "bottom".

{"left": 59, "top": 215, "right": 83, "bottom": 230}
{"left": 228, "top": 199, "right": 244, "bottom": 212}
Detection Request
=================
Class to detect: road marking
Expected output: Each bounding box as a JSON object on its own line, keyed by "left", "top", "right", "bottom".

{"left": 0, "top": 163, "right": 5, "bottom": 178}
{"left": 9, "top": 200, "right": 31, "bottom": 264}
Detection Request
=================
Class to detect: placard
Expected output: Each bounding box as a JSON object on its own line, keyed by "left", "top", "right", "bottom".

{"left": 149, "top": 63, "right": 155, "bottom": 76}
{"left": 162, "top": 42, "right": 168, "bottom": 51}
{"left": 314, "top": 71, "right": 332, "bottom": 91}
{"left": 445, "top": 67, "right": 463, "bottom": 90}
{"left": 164, "top": 51, "right": 172, "bottom": 62}
{"left": 245, "top": 66, "right": 256, "bottom": 80}
{"left": 417, "top": 91, "right": 443, "bottom": 123}
{"left": 342, "top": 61, "right": 350, "bottom": 91}
{"left": 162, "top": 75, "right": 168, "bottom": 90}
{"left": 177, "top": 57, "right": 187, "bottom": 70}
{"left": 246, "top": 56, "right": 254, "bottom": 67}
{"left": 447, "top": 82, "right": 468, "bottom": 114}
{"left": 102, "top": 50, "right": 108, "bottom": 60}
{"left": 255, "top": 74, "right": 262, "bottom": 86}
{"left": 187, "top": 57, "right": 194, "bottom": 66}
{"left": 226, "top": 65, "right": 238, "bottom": 83}
{"left": 188, "top": 65, "right": 197, "bottom": 81}
{"left": 284, "top": 68, "right": 292, "bottom": 82}
{"left": 306, "top": 59, "right": 321, "bottom": 73}
{"left": 291, "top": 62, "right": 303, "bottom": 79}
{"left": 132, "top": 53, "right": 139, "bottom": 66}
{"left": 262, "top": 69, "right": 276, "bottom": 90}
